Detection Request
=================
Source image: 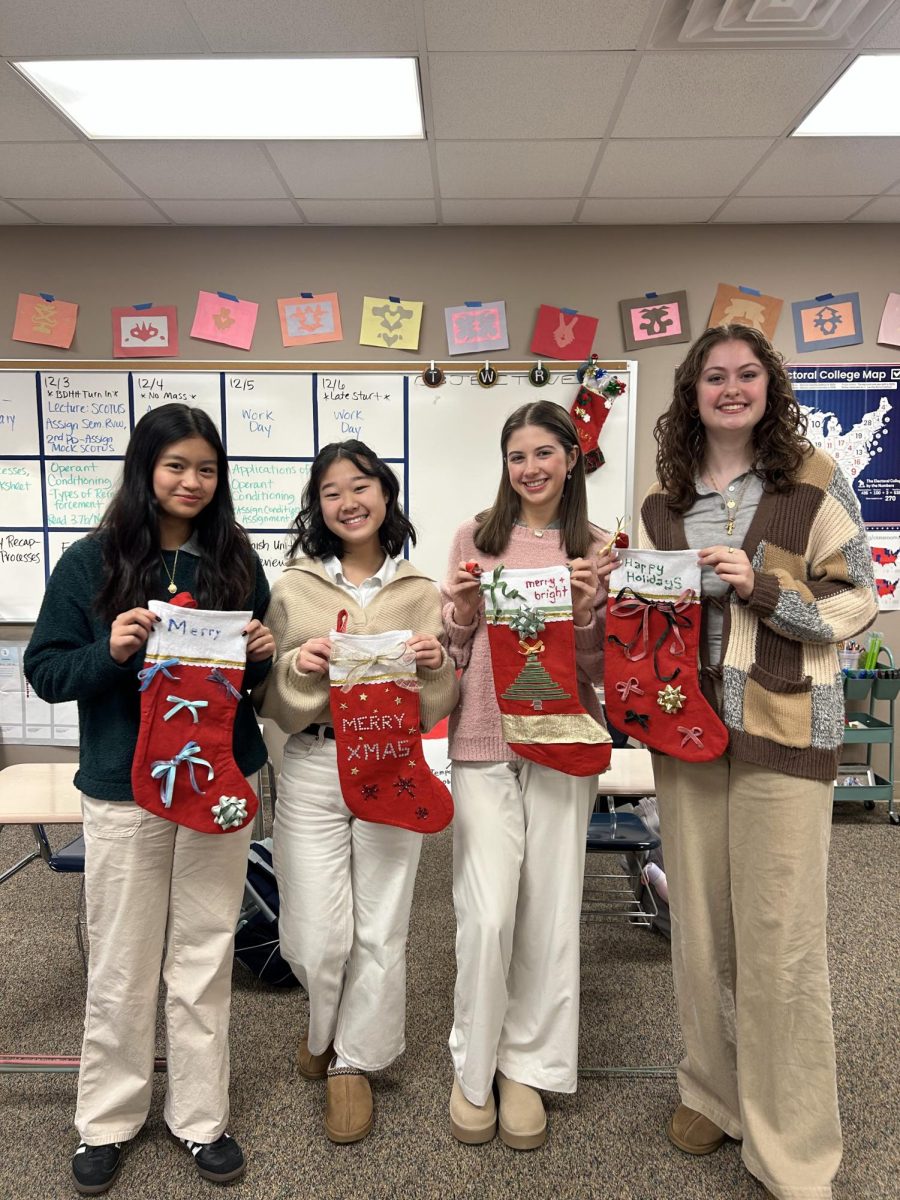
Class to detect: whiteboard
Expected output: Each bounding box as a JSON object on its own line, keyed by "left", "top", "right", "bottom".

{"left": 0, "top": 362, "right": 636, "bottom": 620}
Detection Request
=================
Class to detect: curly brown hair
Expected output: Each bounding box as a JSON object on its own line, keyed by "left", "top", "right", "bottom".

{"left": 654, "top": 324, "right": 810, "bottom": 513}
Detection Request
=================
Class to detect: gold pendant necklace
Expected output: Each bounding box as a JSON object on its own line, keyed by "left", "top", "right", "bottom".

{"left": 706, "top": 470, "right": 752, "bottom": 536}
{"left": 160, "top": 549, "right": 179, "bottom": 595}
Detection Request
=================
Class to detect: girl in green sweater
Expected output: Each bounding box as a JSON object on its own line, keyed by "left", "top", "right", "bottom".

{"left": 25, "top": 404, "right": 274, "bottom": 1196}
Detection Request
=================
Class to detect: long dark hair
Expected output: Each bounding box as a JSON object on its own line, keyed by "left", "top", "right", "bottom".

{"left": 93, "top": 404, "right": 255, "bottom": 623}
{"left": 654, "top": 324, "right": 810, "bottom": 513}
{"left": 289, "top": 440, "right": 416, "bottom": 560}
{"left": 474, "top": 401, "right": 593, "bottom": 558}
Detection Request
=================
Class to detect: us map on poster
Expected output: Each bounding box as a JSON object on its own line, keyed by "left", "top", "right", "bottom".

{"left": 788, "top": 364, "right": 900, "bottom": 610}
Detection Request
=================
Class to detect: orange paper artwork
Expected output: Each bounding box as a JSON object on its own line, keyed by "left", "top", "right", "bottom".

{"left": 707, "top": 283, "right": 783, "bottom": 340}
{"left": 13, "top": 292, "right": 79, "bottom": 349}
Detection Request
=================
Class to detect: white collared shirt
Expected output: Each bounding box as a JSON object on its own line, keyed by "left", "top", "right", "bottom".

{"left": 321, "top": 553, "right": 399, "bottom": 609}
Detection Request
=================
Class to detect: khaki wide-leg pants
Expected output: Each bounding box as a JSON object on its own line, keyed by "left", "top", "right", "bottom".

{"left": 76, "top": 795, "right": 252, "bottom": 1146}
{"left": 449, "top": 759, "right": 596, "bottom": 1107}
{"left": 652, "top": 754, "right": 842, "bottom": 1200}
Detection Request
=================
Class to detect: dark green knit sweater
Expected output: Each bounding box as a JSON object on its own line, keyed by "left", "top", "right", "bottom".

{"left": 24, "top": 535, "right": 272, "bottom": 802}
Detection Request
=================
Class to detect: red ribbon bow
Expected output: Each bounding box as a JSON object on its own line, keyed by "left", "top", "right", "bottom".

{"left": 615, "top": 676, "right": 644, "bottom": 701}
{"left": 608, "top": 587, "right": 696, "bottom": 683}
{"left": 677, "top": 725, "right": 703, "bottom": 748}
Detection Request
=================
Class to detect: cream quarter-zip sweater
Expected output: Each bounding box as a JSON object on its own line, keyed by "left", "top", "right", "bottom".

{"left": 256, "top": 555, "right": 458, "bottom": 735}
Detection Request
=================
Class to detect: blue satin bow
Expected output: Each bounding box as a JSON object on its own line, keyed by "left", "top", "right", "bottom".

{"left": 137, "top": 658, "right": 180, "bottom": 692}
{"left": 150, "top": 741, "right": 214, "bottom": 808}
{"left": 163, "top": 695, "right": 209, "bottom": 724}
{"left": 207, "top": 668, "right": 242, "bottom": 702}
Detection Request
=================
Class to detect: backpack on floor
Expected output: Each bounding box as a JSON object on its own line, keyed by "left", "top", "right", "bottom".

{"left": 234, "top": 838, "right": 302, "bottom": 988}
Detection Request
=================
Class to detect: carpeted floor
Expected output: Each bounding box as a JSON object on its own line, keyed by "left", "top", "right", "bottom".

{"left": 0, "top": 801, "right": 896, "bottom": 1200}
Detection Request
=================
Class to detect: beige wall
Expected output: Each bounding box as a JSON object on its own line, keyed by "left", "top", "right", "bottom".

{"left": 2, "top": 223, "right": 898, "bottom": 771}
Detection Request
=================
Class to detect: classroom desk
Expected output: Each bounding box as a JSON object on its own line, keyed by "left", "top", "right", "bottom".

{"left": 0, "top": 762, "right": 81, "bottom": 886}
{"left": 601, "top": 748, "right": 656, "bottom": 797}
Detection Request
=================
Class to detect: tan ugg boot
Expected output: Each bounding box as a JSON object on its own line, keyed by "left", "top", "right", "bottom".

{"left": 296, "top": 1035, "right": 334, "bottom": 1080}
{"left": 666, "top": 1104, "right": 727, "bottom": 1155}
{"left": 495, "top": 1070, "right": 547, "bottom": 1150}
{"left": 324, "top": 1067, "right": 373, "bottom": 1144}
{"left": 449, "top": 1077, "right": 497, "bottom": 1144}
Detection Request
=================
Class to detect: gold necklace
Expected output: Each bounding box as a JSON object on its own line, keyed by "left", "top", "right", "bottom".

{"left": 160, "top": 549, "right": 179, "bottom": 595}
{"left": 706, "top": 469, "right": 753, "bottom": 536}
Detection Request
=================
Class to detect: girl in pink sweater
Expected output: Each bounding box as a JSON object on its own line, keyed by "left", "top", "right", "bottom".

{"left": 442, "top": 401, "right": 615, "bottom": 1150}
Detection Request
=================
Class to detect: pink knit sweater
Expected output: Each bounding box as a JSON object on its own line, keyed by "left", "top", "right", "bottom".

{"left": 441, "top": 518, "right": 607, "bottom": 763}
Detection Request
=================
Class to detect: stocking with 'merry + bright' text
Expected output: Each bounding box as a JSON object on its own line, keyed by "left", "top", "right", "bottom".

{"left": 328, "top": 613, "right": 453, "bottom": 834}
{"left": 131, "top": 592, "right": 258, "bottom": 834}
{"left": 479, "top": 564, "right": 611, "bottom": 776}
{"left": 604, "top": 550, "right": 728, "bottom": 762}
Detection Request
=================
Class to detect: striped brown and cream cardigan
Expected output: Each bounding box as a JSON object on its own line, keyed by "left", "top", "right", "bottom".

{"left": 639, "top": 447, "right": 878, "bottom": 781}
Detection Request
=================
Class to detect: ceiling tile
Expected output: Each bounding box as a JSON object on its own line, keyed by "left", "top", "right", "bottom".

{"left": 423, "top": 0, "right": 656, "bottom": 50}
{"left": 442, "top": 198, "right": 579, "bottom": 223}
{"left": 15, "top": 199, "right": 167, "bottom": 223}
{"left": 612, "top": 49, "right": 847, "bottom": 137}
{"left": 579, "top": 197, "right": 722, "bottom": 222}
{"left": 0, "top": 144, "right": 141, "bottom": 199}
{"left": 429, "top": 53, "right": 632, "bottom": 139}
{"left": 300, "top": 199, "right": 436, "bottom": 224}
{"left": 0, "top": 0, "right": 209, "bottom": 55}
{"left": 713, "top": 196, "right": 866, "bottom": 222}
{"left": 267, "top": 141, "right": 434, "bottom": 199}
{"left": 437, "top": 141, "right": 598, "bottom": 198}
{"left": 99, "top": 142, "right": 289, "bottom": 200}
{"left": 0, "top": 200, "right": 37, "bottom": 224}
{"left": 849, "top": 196, "right": 900, "bottom": 220}
{"left": 864, "top": 8, "right": 900, "bottom": 46}
{"left": 592, "top": 138, "right": 773, "bottom": 197}
{"left": 739, "top": 138, "right": 900, "bottom": 195}
{"left": 0, "top": 68, "right": 80, "bottom": 141}
{"left": 183, "top": 0, "right": 416, "bottom": 52}
{"left": 156, "top": 199, "right": 301, "bottom": 224}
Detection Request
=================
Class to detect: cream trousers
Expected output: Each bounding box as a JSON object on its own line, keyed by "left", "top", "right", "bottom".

{"left": 449, "top": 759, "right": 596, "bottom": 1107}
{"left": 76, "top": 795, "right": 252, "bottom": 1146}
{"left": 274, "top": 732, "right": 423, "bottom": 1071}
{"left": 652, "top": 754, "right": 841, "bottom": 1200}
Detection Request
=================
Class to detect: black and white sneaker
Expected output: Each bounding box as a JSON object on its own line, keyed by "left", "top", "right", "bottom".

{"left": 71, "top": 1142, "right": 123, "bottom": 1195}
{"left": 170, "top": 1129, "right": 245, "bottom": 1183}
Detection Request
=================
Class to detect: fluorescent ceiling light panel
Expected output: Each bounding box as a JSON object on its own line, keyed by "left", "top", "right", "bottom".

{"left": 12, "top": 58, "right": 424, "bottom": 139}
{"left": 794, "top": 54, "right": 900, "bottom": 135}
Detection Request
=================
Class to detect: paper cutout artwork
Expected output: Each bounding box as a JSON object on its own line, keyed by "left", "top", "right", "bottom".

{"left": 708, "top": 283, "right": 783, "bottom": 340}
{"left": 791, "top": 293, "right": 863, "bottom": 353}
{"left": 191, "top": 290, "right": 259, "bottom": 351}
{"left": 278, "top": 292, "right": 343, "bottom": 347}
{"left": 619, "top": 291, "right": 691, "bottom": 351}
{"left": 444, "top": 301, "right": 509, "bottom": 356}
{"left": 112, "top": 305, "right": 178, "bottom": 358}
{"left": 530, "top": 304, "right": 598, "bottom": 361}
{"left": 12, "top": 293, "right": 78, "bottom": 349}
{"left": 359, "top": 296, "right": 423, "bottom": 351}
{"left": 877, "top": 293, "right": 900, "bottom": 349}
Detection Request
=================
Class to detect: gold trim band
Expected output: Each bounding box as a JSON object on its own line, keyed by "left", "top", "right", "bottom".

{"left": 501, "top": 712, "right": 612, "bottom": 745}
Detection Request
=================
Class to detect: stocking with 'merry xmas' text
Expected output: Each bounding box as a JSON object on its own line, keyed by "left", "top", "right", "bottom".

{"left": 604, "top": 550, "right": 728, "bottom": 762}
{"left": 480, "top": 564, "right": 611, "bottom": 776}
{"left": 329, "top": 618, "right": 453, "bottom": 834}
{"left": 131, "top": 593, "right": 258, "bottom": 834}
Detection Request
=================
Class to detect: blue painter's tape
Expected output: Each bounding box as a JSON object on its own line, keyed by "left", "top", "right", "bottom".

{"left": 644, "top": 292, "right": 658, "bottom": 299}
{"left": 738, "top": 286, "right": 761, "bottom": 296}
{"left": 465, "top": 300, "right": 483, "bottom": 307}
{"left": 218, "top": 291, "right": 239, "bottom": 302}
{"left": 133, "top": 302, "right": 153, "bottom": 310}
{"left": 814, "top": 293, "right": 834, "bottom": 302}
{"left": 389, "top": 295, "right": 401, "bottom": 303}
{"left": 301, "top": 292, "right": 314, "bottom": 299}
{"left": 561, "top": 307, "right": 578, "bottom": 315}
{"left": 39, "top": 292, "right": 55, "bottom": 302}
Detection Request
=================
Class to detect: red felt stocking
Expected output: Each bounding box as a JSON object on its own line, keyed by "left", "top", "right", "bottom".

{"left": 569, "top": 366, "right": 626, "bottom": 474}
{"left": 604, "top": 550, "right": 728, "bottom": 762}
{"left": 131, "top": 593, "right": 258, "bottom": 834}
{"left": 329, "top": 626, "right": 453, "bottom": 834}
{"left": 480, "top": 565, "right": 611, "bottom": 777}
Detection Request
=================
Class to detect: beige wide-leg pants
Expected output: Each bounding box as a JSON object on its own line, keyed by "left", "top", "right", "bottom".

{"left": 652, "top": 754, "right": 842, "bottom": 1200}
{"left": 449, "top": 759, "right": 596, "bottom": 1107}
{"left": 274, "top": 731, "right": 423, "bottom": 1071}
{"left": 76, "top": 795, "right": 252, "bottom": 1145}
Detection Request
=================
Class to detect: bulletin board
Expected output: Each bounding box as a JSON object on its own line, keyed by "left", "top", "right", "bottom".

{"left": 0, "top": 360, "right": 638, "bottom": 623}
